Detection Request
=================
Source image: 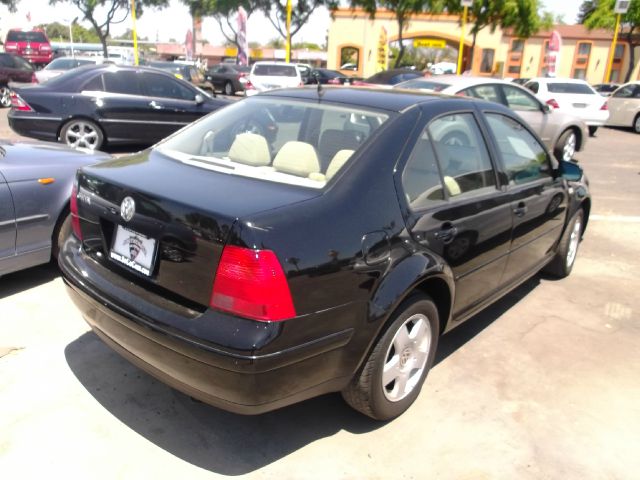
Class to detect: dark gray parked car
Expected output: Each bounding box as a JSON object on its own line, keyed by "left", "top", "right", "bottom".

{"left": 0, "top": 141, "right": 108, "bottom": 276}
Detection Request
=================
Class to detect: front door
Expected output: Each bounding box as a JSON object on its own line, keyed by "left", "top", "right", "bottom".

{"left": 483, "top": 112, "right": 567, "bottom": 283}
{"left": 608, "top": 84, "right": 640, "bottom": 126}
{"left": 500, "top": 84, "right": 553, "bottom": 148}
{"left": 401, "top": 111, "right": 513, "bottom": 318}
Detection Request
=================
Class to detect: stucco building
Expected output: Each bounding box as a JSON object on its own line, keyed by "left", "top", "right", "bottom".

{"left": 328, "top": 8, "right": 640, "bottom": 83}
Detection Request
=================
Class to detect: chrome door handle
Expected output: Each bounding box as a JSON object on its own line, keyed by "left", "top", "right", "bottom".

{"left": 149, "top": 101, "right": 163, "bottom": 110}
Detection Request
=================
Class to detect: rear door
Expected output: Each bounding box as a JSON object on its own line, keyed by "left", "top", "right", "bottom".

{"left": 500, "top": 84, "right": 553, "bottom": 147}
{"left": 401, "top": 109, "right": 513, "bottom": 319}
{"left": 608, "top": 84, "right": 640, "bottom": 126}
{"left": 483, "top": 112, "right": 567, "bottom": 283}
{"left": 0, "top": 170, "right": 16, "bottom": 261}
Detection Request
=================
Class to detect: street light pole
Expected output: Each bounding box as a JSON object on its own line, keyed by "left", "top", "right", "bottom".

{"left": 131, "top": 0, "right": 139, "bottom": 65}
{"left": 457, "top": 0, "right": 472, "bottom": 75}
{"left": 285, "top": 0, "right": 292, "bottom": 62}
{"left": 605, "top": 13, "right": 621, "bottom": 83}
{"left": 69, "top": 21, "right": 75, "bottom": 59}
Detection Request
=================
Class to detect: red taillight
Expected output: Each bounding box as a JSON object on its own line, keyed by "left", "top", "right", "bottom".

{"left": 10, "top": 92, "right": 34, "bottom": 111}
{"left": 546, "top": 98, "right": 560, "bottom": 109}
{"left": 210, "top": 246, "right": 296, "bottom": 321}
{"left": 70, "top": 180, "right": 82, "bottom": 240}
{"left": 244, "top": 80, "right": 255, "bottom": 90}
{"left": 600, "top": 101, "right": 608, "bottom": 111}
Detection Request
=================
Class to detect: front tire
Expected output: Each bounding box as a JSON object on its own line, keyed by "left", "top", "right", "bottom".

{"left": 224, "top": 81, "right": 235, "bottom": 96}
{"left": 60, "top": 119, "right": 104, "bottom": 150}
{"left": 543, "top": 208, "right": 584, "bottom": 278}
{"left": 342, "top": 294, "right": 439, "bottom": 420}
{"left": 554, "top": 128, "right": 578, "bottom": 162}
{"left": 634, "top": 114, "right": 640, "bottom": 134}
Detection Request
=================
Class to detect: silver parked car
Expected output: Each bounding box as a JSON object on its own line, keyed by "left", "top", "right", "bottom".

{"left": 395, "top": 75, "right": 589, "bottom": 162}
{"left": 606, "top": 81, "right": 640, "bottom": 134}
{"left": 0, "top": 141, "right": 109, "bottom": 276}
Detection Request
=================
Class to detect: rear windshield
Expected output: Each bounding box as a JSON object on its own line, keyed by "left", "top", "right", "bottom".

{"left": 157, "top": 97, "right": 391, "bottom": 189}
{"left": 396, "top": 79, "right": 449, "bottom": 91}
{"left": 6, "top": 31, "right": 47, "bottom": 43}
{"left": 547, "top": 83, "right": 594, "bottom": 94}
{"left": 253, "top": 65, "right": 297, "bottom": 77}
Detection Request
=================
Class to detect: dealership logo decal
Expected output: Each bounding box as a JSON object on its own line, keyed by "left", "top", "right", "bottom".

{"left": 123, "top": 236, "right": 147, "bottom": 261}
{"left": 120, "top": 196, "right": 136, "bottom": 222}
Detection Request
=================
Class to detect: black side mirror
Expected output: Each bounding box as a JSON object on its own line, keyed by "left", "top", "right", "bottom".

{"left": 558, "top": 159, "right": 583, "bottom": 182}
{"left": 195, "top": 94, "right": 205, "bottom": 105}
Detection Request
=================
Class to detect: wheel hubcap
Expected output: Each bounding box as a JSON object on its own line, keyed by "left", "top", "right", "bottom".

{"left": 382, "top": 313, "right": 432, "bottom": 402}
{"left": 566, "top": 217, "right": 582, "bottom": 268}
{"left": 563, "top": 133, "right": 576, "bottom": 161}
{"left": 65, "top": 122, "right": 99, "bottom": 150}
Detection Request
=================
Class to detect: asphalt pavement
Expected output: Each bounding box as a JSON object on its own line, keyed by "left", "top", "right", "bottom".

{"left": 1, "top": 108, "right": 639, "bottom": 479}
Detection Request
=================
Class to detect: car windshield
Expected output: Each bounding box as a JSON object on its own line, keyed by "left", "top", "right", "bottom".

{"left": 157, "top": 97, "right": 391, "bottom": 189}
{"left": 395, "top": 79, "right": 449, "bottom": 91}
{"left": 547, "top": 83, "right": 595, "bottom": 94}
{"left": 253, "top": 65, "right": 297, "bottom": 77}
{"left": 7, "top": 31, "right": 47, "bottom": 42}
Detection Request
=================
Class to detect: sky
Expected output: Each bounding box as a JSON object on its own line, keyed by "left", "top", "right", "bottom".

{"left": 1, "top": 0, "right": 584, "bottom": 47}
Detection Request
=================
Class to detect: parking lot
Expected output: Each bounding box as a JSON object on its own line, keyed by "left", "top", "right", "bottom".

{"left": 1, "top": 107, "right": 639, "bottom": 479}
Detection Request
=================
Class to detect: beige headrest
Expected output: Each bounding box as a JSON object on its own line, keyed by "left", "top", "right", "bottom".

{"left": 228, "top": 133, "right": 271, "bottom": 166}
{"left": 326, "top": 149, "right": 354, "bottom": 181}
{"left": 444, "top": 175, "right": 461, "bottom": 196}
{"left": 273, "top": 141, "right": 320, "bottom": 177}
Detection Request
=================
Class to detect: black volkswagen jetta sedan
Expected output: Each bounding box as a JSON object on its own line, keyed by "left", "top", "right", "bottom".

{"left": 59, "top": 87, "right": 590, "bottom": 421}
{"left": 8, "top": 64, "right": 229, "bottom": 151}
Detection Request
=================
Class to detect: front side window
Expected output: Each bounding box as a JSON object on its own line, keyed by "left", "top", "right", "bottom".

{"left": 502, "top": 85, "right": 540, "bottom": 111}
{"left": 157, "top": 98, "right": 390, "bottom": 189}
{"left": 526, "top": 82, "right": 539, "bottom": 94}
{"left": 485, "top": 113, "right": 551, "bottom": 185}
{"left": 142, "top": 73, "right": 195, "bottom": 100}
{"left": 613, "top": 84, "right": 637, "bottom": 98}
{"left": 463, "top": 84, "right": 501, "bottom": 104}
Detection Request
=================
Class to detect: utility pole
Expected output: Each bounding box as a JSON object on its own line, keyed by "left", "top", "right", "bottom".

{"left": 457, "top": 0, "right": 472, "bottom": 75}
{"left": 605, "top": 0, "right": 630, "bottom": 82}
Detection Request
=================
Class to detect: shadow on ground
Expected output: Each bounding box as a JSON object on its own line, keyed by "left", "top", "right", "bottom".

{"left": 64, "top": 276, "right": 540, "bottom": 475}
{"left": 0, "top": 263, "right": 59, "bottom": 300}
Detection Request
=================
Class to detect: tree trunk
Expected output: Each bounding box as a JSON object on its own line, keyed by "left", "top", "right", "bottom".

{"left": 87, "top": 17, "right": 108, "bottom": 58}
{"left": 394, "top": 17, "right": 405, "bottom": 68}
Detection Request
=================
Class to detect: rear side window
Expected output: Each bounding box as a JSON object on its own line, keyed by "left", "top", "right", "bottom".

{"left": 485, "top": 113, "right": 551, "bottom": 185}
{"left": 547, "top": 83, "right": 594, "bottom": 94}
{"left": 613, "top": 84, "right": 640, "bottom": 98}
{"left": 402, "top": 113, "right": 496, "bottom": 210}
{"left": 253, "top": 65, "right": 297, "bottom": 77}
{"left": 526, "top": 82, "right": 539, "bottom": 94}
{"left": 103, "top": 71, "right": 142, "bottom": 95}
{"left": 82, "top": 74, "right": 104, "bottom": 91}
{"left": 462, "top": 85, "right": 501, "bottom": 104}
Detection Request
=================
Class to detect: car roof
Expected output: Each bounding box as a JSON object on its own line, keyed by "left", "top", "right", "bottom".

{"left": 252, "top": 61, "right": 296, "bottom": 66}
{"left": 260, "top": 85, "right": 497, "bottom": 113}
{"left": 424, "top": 75, "right": 514, "bottom": 88}
{"left": 527, "top": 77, "right": 590, "bottom": 84}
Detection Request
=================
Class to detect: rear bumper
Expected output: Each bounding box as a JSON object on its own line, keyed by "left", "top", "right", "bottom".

{"left": 8, "top": 112, "right": 61, "bottom": 142}
{"left": 59, "top": 235, "right": 356, "bottom": 414}
{"left": 581, "top": 111, "right": 609, "bottom": 127}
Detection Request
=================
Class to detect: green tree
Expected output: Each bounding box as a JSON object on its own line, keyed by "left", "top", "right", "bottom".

{"left": 581, "top": 0, "right": 640, "bottom": 82}
{"left": 577, "top": 0, "right": 597, "bottom": 23}
{"left": 267, "top": 37, "right": 285, "bottom": 49}
{"left": 1, "top": 0, "right": 18, "bottom": 10}
{"left": 259, "top": 0, "right": 331, "bottom": 55}
{"left": 37, "top": 21, "right": 101, "bottom": 43}
{"left": 445, "top": 0, "right": 551, "bottom": 71}
{"left": 50, "top": 0, "right": 169, "bottom": 57}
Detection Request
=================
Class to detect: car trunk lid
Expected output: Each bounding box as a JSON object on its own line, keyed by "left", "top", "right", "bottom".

{"left": 75, "top": 149, "right": 319, "bottom": 308}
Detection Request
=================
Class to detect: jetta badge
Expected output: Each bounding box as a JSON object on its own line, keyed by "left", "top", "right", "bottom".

{"left": 120, "top": 196, "right": 136, "bottom": 222}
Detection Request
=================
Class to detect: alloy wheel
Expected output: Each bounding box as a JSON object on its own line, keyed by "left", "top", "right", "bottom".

{"left": 64, "top": 121, "right": 100, "bottom": 150}
{"left": 566, "top": 216, "right": 582, "bottom": 269}
{"left": 382, "top": 313, "right": 432, "bottom": 402}
{"left": 0, "top": 87, "right": 11, "bottom": 108}
{"left": 562, "top": 132, "right": 577, "bottom": 161}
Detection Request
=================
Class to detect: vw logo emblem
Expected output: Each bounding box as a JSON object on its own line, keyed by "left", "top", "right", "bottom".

{"left": 120, "top": 196, "right": 136, "bottom": 222}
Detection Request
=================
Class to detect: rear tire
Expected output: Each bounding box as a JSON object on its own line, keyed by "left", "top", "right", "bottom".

{"left": 588, "top": 126, "right": 598, "bottom": 137}
{"left": 554, "top": 128, "right": 578, "bottom": 162}
{"left": 342, "top": 294, "right": 439, "bottom": 420}
{"left": 224, "top": 81, "right": 234, "bottom": 96}
{"left": 542, "top": 208, "right": 584, "bottom": 278}
{"left": 0, "top": 86, "right": 11, "bottom": 108}
{"left": 51, "top": 212, "right": 71, "bottom": 262}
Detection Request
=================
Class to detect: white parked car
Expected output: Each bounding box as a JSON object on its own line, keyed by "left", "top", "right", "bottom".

{"left": 524, "top": 78, "right": 609, "bottom": 136}
{"left": 36, "top": 56, "right": 108, "bottom": 83}
{"left": 606, "top": 81, "right": 640, "bottom": 134}
{"left": 245, "top": 62, "right": 302, "bottom": 96}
